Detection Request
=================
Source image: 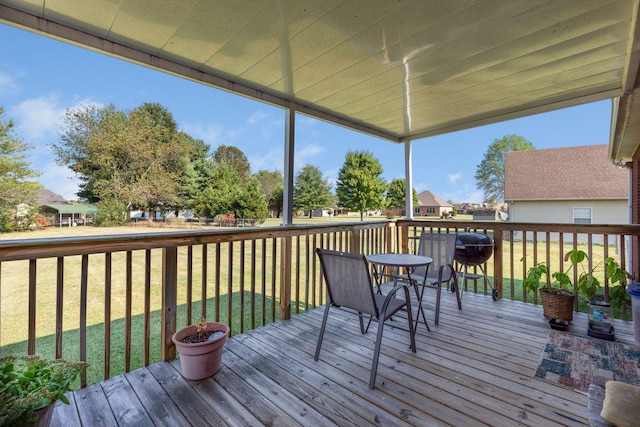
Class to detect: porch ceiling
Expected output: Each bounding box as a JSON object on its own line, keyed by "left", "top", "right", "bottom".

{"left": 1, "top": 1, "right": 640, "bottom": 154}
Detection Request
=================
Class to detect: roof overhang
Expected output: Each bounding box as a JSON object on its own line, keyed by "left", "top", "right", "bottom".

{"left": 2, "top": 0, "right": 640, "bottom": 149}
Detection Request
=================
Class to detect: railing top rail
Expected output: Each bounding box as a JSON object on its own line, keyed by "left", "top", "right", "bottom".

{"left": 396, "top": 219, "right": 640, "bottom": 235}
{"left": 0, "top": 221, "right": 393, "bottom": 261}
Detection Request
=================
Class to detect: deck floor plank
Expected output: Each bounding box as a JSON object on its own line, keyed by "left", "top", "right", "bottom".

{"left": 48, "top": 292, "right": 638, "bottom": 426}
{"left": 100, "top": 374, "right": 154, "bottom": 427}
{"left": 124, "top": 366, "right": 192, "bottom": 427}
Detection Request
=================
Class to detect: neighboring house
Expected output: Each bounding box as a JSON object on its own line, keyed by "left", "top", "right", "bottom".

{"left": 504, "top": 144, "right": 628, "bottom": 242}
{"left": 36, "top": 189, "right": 98, "bottom": 226}
{"left": 385, "top": 190, "right": 453, "bottom": 217}
{"left": 37, "top": 189, "right": 67, "bottom": 205}
{"left": 456, "top": 203, "right": 473, "bottom": 214}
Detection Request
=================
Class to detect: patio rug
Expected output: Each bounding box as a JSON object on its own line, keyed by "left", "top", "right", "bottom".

{"left": 534, "top": 329, "right": 640, "bottom": 392}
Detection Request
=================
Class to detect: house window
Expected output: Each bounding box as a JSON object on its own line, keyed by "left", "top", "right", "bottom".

{"left": 426, "top": 207, "right": 435, "bottom": 214}
{"left": 414, "top": 207, "right": 421, "bottom": 215}
{"left": 573, "top": 207, "right": 592, "bottom": 224}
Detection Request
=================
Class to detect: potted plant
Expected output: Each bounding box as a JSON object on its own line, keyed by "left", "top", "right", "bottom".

{"left": 171, "top": 316, "right": 230, "bottom": 381}
{"left": 522, "top": 249, "right": 632, "bottom": 330}
{"left": 0, "top": 355, "right": 87, "bottom": 426}
{"left": 522, "top": 255, "right": 576, "bottom": 327}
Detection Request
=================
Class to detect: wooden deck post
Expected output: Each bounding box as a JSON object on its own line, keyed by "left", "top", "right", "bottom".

{"left": 161, "top": 246, "right": 178, "bottom": 361}
{"left": 349, "top": 229, "right": 360, "bottom": 253}
{"left": 493, "top": 230, "right": 503, "bottom": 299}
{"left": 279, "top": 236, "right": 292, "bottom": 320}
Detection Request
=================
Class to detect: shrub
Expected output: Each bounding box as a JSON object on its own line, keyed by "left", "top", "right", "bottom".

{"left": 94, "top": 199, "right": 126, "bottom": 227}
{"left": 0, "top": 355, "right": 87, "bottom": 426}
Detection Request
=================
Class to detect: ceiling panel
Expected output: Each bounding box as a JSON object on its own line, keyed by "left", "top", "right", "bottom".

{"left": 0, "top": 0, "right": 638, "bottom": 148}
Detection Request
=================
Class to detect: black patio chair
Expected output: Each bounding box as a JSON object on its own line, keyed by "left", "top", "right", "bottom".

{"left": 314, "top": 248, "right": 416, "bottom": 389}
{"left": 399, "top": 232, "right": 461, "bottom": 325}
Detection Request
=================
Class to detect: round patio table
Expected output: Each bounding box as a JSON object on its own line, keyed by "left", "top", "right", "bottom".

{"left": 366, "top": 253, "right": 432, "bottom": 334}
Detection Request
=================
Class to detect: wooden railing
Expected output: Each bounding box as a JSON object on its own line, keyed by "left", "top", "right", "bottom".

{"left": 1, "top": 218, "right": 640, "bottom": 389}
{"left": 0, "top": 221, "right": 393, "bottom": 387}
{"left": 398, "top": 220, "right": 640, "bottom": 313}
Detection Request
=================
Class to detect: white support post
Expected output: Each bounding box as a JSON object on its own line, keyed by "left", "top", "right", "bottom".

{"left": 404, "top": 140, "right": 414, "bottom": 219}
{"left": 282, "top": 104, "right": 295, "bottom": 226}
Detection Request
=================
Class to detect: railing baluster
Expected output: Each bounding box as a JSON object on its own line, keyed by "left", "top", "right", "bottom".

{"left": 55, "top": 257, "right": 64, "bottom": 359}
{"left": 80, "top": 254, "right": 88, "bottom": 387}
{"left": 240, "top": 240, "right": 245, "bottom": 331}
{"left": 251, "top": 239, "right": 257, "bottom": 328}
{"left": 28, "top": 259, "right": 36, "bottom": 355}
{"left": 104, "top": 253, "right": 111, "bottom": 379}
{"left": 271, "top": 238, "right": 277, "bottom": 322}
{"left": 144, "top": 249, "right": 151, "bottom": 366}
{"left": 294, "top": 235, "right": 300, "bottom": 315}
{"left": 125, "top": 251, "right": 132, "bottom": 372}
{"left": 227, "top": 241, "right": 233, "bottom": 332}
{"left": 186, "top": 246, "right": 192, "bottom": 326}
{"left": 261, "top": 239, "right": 267, "bottom": 326}
{"left": 215, "top": 242, "right": 221, "bottom": 322}
{"left": 202, "top": 244, "right": 208, "bottom": 320}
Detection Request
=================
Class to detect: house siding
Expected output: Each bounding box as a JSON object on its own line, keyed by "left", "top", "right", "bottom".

{"left": 509, "top": 199, "right": 628, "bottom": 245}
{"left": 509, "top": 200, "right": 628, "bottom": 224}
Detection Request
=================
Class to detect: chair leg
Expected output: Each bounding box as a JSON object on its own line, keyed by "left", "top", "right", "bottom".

{"left": 369, "top": 316, "right": 386, "bottom": 389}
{"left": 403, "top": 286, "right": 416, "bottom": 352}
{"left": 415, "top": 283, "right": 430, "bottom": 332}
{"left": 314, "top": 303, "right": 331, "bottom": 361}
{"left": 452, "top": 272, "right": 462, "bottom": 309}
{"left": 434, "top": 282, "right": 442, "bottom": 326}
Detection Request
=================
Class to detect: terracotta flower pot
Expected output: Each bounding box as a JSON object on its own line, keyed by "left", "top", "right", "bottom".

{"left": 172, "top": 322, "right": 230, "bottom": 380}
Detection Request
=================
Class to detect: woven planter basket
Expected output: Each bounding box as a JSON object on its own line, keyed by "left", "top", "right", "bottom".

{"left": 539, "top": 288, "right": 575, "bottom": 321}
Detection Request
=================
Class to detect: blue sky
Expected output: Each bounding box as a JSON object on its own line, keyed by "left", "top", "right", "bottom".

{"left": 1, "top": 23, "right": 612, "bottom": 203}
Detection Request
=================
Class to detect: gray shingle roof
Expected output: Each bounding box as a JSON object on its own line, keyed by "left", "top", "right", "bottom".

{"left": 504, "top": 145, "right": 628, "bottom": 201}
{"left": 417, "top": 191, "right": 452, "bottom": 207}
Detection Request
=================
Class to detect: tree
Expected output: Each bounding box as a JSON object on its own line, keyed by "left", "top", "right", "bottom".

{"left": 0, "top": 106, "right": 42, "bottom": 232}
{"left": 475, "top": 134, "right": 534, "bottom": 204}
{"left": 213, "top": 145, "right": 251, "bottom": 184}
{"left": 254, "top": 169, "right": 283, "bottom": 217}
{"left": 385, "top": 178, "right": 418, "bottom": 210}
{"left": 180, "top": 136, "right": 213, "bottom": 211}
{"left": 293, "top": 164, "right": 333, "bottom": 218}
{"left": 233, "top": 177, "right": 269, "bottom": 223}
{"left": 192, "top": 163, "right": 241, "bottom": 218}
{"left": 53, "top": 103, "right": 192, "bottom": 214}
{"left": 336, "top": 151, "right": 386, "bottom": 221}
{"left": 269, "top": 184, "right": 284, "bottom": 218}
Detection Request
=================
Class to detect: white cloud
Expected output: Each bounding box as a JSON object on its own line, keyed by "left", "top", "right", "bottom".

{"left": 10, "top": 95, "right": 63, "bottom": 140}
{"left": 448, "top": 172, "right": 462, "bottom": 184}
{"left": 414, "top": 182, "right": 427, "bottom": 192}
{"left": 246, "top": 109, "right": 282, "bottom": 139}
{"left": 295, "top": 144, "right": 324, "bottom": 168}
{"left": 248, "top": 146, "right": 283, "bottom": 173}
{"left": 37, "top": 162, "right": 80, "bottom": 201}
{"left": 9, "top": 95, "right": 100, "bottom": 143}
{"left": 247, "top": 110, "right": 270, "bottom": 125}
{"left": 0, "top": 70, "right": 20, "bottom": 95}
{"left": 182, "top": 122, "right": 233, "bottom": 146}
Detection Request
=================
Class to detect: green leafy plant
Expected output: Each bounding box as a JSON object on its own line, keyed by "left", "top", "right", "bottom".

{"left": 0, "top": 355, "right": 87, "bottom": 426}
{"left": 522, "top": 249, "right": 632, "bottom": 310}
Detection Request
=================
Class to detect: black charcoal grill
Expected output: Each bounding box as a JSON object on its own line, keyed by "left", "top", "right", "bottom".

{"left": 455, "top": 232, "right": 497, "bottom": 300}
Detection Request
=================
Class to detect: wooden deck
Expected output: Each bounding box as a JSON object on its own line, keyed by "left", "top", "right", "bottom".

{"left": 46, "top": 291, "right": 637, "bottom": 426}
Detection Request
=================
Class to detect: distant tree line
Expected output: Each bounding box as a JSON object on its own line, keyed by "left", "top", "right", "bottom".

{"left": 0, "top": 101, "right": 428, "bottom": 232}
